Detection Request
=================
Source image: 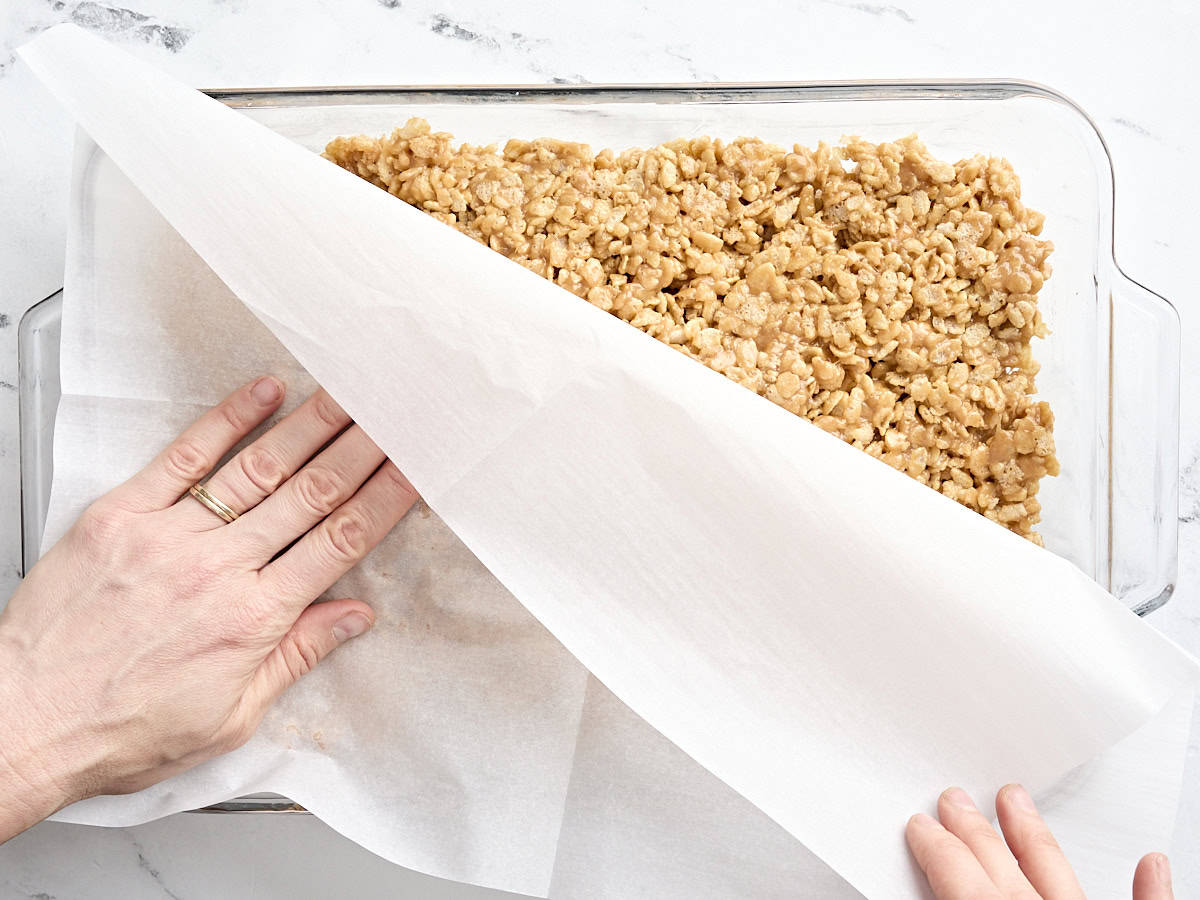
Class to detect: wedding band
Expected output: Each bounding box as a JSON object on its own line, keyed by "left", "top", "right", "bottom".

{"left": 187, "top": 483, "right": 239, "bottom": 524}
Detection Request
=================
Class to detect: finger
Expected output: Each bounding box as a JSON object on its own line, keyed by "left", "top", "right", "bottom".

{"left": 906, "top": 812, "right": 1003, "bottom": 900}
{"left": 118, "top": 376, "right": 285, "bottom": 511}
{"left": 262, "top": 461, "right": 417, "bottom": 611}
{"left": 937, "top": 787, "right": 1038, "bottom": 897}
{"left": 175, "top": 389, "right": 351, "bottom": 529}
{"left": 245, "top": 598, "right": 374, "bottom": 708}
{"left": 235, "top": 425, "right": 387, "bottom": 557}
{"left": 1133, "top": 853, "right": 1173, "bottom": 900}
{"left": 995, "top": 784, "right": 1086, "bottom": 900}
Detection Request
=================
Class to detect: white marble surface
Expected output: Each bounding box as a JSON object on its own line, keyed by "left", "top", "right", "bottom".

{"left": 1, "top": 1, "right": 1197, "bottom": 897}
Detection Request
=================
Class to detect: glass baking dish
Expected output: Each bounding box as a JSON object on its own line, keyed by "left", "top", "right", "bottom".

{"left": 18, "top": 80, "right": 1180, "bottom": 812}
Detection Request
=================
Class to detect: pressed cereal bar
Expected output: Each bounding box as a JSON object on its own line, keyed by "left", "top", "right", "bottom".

{"left": 325, "top": 119, "right": 1059, "bottom": 540}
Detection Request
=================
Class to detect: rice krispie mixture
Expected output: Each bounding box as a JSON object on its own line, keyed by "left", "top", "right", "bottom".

{"left": 325, "top": 119, "right": 1059, "bottom": 540}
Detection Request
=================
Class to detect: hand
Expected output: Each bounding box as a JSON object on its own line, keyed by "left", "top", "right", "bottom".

{"left": 907, "top": 784, "right": 1173, "bottom": 899}
{"left": 0, "top": 377, "right": 417, "bottom": 840}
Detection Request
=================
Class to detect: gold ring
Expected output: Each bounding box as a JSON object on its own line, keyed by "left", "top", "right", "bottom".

{"left": 188, "top": 483, "right": 239, "bottom": 524}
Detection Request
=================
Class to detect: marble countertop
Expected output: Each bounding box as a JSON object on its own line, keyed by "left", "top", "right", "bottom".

{"left": 1, "top": 1, "right": 1197, "bottom": 897}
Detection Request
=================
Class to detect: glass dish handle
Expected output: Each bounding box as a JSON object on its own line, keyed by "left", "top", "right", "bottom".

{"left": 1109, "top": 274, "right": 1180, "bottom": 615}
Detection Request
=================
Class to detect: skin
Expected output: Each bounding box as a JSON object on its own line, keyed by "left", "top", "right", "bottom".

{"left": 0, "top": 377, "right": 417, "bottom": 840}
{"left": 907, "top": 785, "right": 1174, "bottom": 899}
{"left": 0, "top": 376, "right": 1177, "bottom": 899}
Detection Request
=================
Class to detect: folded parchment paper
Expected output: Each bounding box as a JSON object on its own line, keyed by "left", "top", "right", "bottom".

{"left": 20, "top": 25, "right": 1199, "bottom": 899}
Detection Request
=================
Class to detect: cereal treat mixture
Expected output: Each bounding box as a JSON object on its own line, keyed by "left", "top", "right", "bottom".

{"left": 325, "top": 119, "right": 1059, "bottom": 540}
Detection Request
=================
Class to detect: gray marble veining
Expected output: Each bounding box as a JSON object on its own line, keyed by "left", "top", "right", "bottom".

{"left": 0, "top": 0, "right": 1196, "bottom": 897}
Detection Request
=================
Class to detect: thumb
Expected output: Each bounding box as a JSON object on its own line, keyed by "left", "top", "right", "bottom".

{"left": 248, "top": 598, "right": 374, "bottom": 707}
{"left": 1133, "top": 853, "right": 1173, "bottom": 900}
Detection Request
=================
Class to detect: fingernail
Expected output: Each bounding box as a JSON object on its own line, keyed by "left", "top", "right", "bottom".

{"left": 332, "top": 612, "right": 372, "bottom": 643}
{"left": 943, "top": 786, "right": 976, "bottom": 810}
{"left": 909, "top": 813, "right": 942, "bottom": 830}
{"left": 251, "top": 376, "right": 282, "bottom": 405}
{"left": 1006, "top": 784, "right": 1037, "bottom": 813}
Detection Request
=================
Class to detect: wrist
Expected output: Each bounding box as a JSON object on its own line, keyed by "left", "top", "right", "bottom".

{"left": 0, "top": 639, "right": 84, "bottom": 841}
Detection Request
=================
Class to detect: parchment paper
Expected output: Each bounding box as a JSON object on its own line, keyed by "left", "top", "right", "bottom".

{"left": 19, "top": 25, "right": 1199, "bottom": 899}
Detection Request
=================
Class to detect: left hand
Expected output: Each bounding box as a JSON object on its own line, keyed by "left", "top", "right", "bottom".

{"left": 0, "top": 377, "right": 417, "bottom": 840}
{"left": 907, "top": 784, "right": 1173, "bottom": 899}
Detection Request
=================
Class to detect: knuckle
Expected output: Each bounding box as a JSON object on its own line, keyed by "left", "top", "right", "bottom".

{"left": 268, "top": 571, "right": 310, "bottom": 608}
{"left": 72, "top": 501, "right": 126, "bottom": 550}
{"left": 920, "top": 859, "right": 958, "bottom": 892}
{"left": 163, "top": 438, "right": 212, "bottom": 483}
{"left": 218, "top": 399, "right": 249, "bottom": 433}
{"left": 382, "top": 465, "right": 417, "bottom": 501}
{"left": 323, "top": 509, "right": 371, "bottom": 563}
{"left": 311, "top": 393, "right": 349, "bottom": 429}
{"left": 238, "top": 445, "right": 287, "bottom": 495}
{"left": 293, "top": 466, "right": 343, "bottom": 517}
{"left": 281, "top": 631, "right": 323, "bottom": 681}
{"left": 1026, "top": 827, "right": 1063, "bottom": 853}
{"left": 175, "top": 557, "right": 214, "bottom": 592}
{"left": 217, "top": 596, "right": 274, "bottom": 645}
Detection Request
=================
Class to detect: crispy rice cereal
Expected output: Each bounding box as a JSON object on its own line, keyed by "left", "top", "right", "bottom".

{"left": 325, "top": 119, "right": 1059, "bottom": 540}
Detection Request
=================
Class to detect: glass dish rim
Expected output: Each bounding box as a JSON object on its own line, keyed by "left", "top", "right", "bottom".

{"left": 22, "top": 80, "right": 1179, "bottom": 812}
{"left": 203, "top": 77, "right": 1179, "bottom": 331}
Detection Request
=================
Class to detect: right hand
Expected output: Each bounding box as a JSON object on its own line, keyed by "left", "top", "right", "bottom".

{"left": 907, "top": 784, "right": 1173, "bottom": 899}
